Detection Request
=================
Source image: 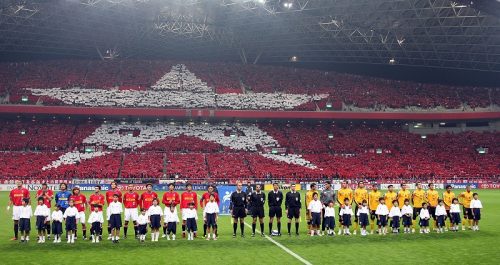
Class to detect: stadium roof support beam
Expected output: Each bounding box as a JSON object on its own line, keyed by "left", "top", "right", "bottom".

{"left": 0, "top": 0, "right": 499, "bottom": 72}
{"left": 239, "top": 48, "right": 248, "bottom": 64}
{"left": 253, "top": 51, "right": 262, "bottom": 64}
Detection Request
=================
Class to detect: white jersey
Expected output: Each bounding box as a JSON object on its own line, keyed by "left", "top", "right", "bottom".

{"left": 308, "top": 200, "right": 323, "bottom": 213}
{"left": 107, "top": 201, "right": 123, "bottom": 218}
{"left": 470, "top": 199, "right": 483, "bottom": 209}
{"left": 19, "top": 205, "right": 32, "bottom": 219}
{"left": 137, "top": 214, "right": 149, "bottom": 225}
{"left": 375, "top": 204, "right": 389, "bottom": 216}
{"left": 450, "top": 204, "right": 460, "bottom": 213}
{"left": 88, "top": 211, "right": 104, "bottom": 224}
{"left": 435, "top": 205, "right": 447, "bottom": 216}
{"left": 419, "top": 208, "right": 430, "bottom": 219}
{"left": 183, "top": 208, "right": 198, "bottom": 220}
{"left": 203, "top": 202, "right": 219, "bottom": 215}
{"left": 339, "top": 206, "right": 353, "bottom": 216}
{"left": 401, "top": 205, "right": 413, "bottom": 216}
{"left": 357, "top": 205, "right": 369, "bottom": 216}
{"left": 164, "top": 207, "right": 180, "bottom": 223}
{"left": 147, "top": 205, "right": 163, "bottom": 216}
{"left": 34, "top": 205, "right": 50, "bottom": 217}
{"left": 63, "top": 206, "right": 79, "bottom": 218}
{"left": 51, "top": 210, "right": 63, "bottom": 222}
{"left": 324, "top": 207, "right": 336, "bottom": 218}
{"left": 389, "top": 206, "right": 402, "bottom": 218}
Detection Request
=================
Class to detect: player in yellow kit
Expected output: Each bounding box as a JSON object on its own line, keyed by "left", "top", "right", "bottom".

{"left": 459, "top": 184, "right": 473, "bottom": 230}
{"left": 384, "top": 185, "right": 397, "bottom": 210}
{"left": 353, "top": 181, "right": 368, "bottom": 235}
{"left": 442, "top": 185, "right": 455, "bottom": 230}
{"left": 305, "top": 183, "right": 318, "bottom": 230}
{"left": 337, "top": 181, "right": 353, "bottom": 235}
{"left": 426, "top": 183, "right": 439, "bottom": 230}
{"left": 368, "top": 186, "right": 381, "bottom": 234}
{"left": 397, "top": 183, "right": 411, "bottom": 209}
{"left": 412, "top": 183, "right": 426, "bottom": 232}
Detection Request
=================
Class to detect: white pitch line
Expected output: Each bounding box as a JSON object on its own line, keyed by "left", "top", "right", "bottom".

{"left": 244, "top": 222, "right": 313, "bottom": 265}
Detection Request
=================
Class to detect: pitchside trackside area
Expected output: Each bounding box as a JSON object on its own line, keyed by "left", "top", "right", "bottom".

{"left": 0, "top": 190, "right": 499, "bottom": 265}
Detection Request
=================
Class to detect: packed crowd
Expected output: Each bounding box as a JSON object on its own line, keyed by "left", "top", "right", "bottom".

{"left": 1, "top": 60, "right": 497, "bottom": 111}
{"left": 0, "top": 121, "right": 498, "bottom": 181}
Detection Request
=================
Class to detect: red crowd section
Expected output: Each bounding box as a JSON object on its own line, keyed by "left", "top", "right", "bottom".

{"left": 0, "top": 121, "right": 498, "bottom": 181}
{"left": 1, "top": 60, "right": 498, "bottom": 111}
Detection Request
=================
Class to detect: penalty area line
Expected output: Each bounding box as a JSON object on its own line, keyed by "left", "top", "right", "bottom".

{"left": 243, "top": 222, "right": 313, "bottom": 265}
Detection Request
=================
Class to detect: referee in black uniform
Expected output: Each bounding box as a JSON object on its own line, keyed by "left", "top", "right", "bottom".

{"left": 268, "top": 183, "right": 283, "bottom": 236}
{"left": 250, "top": 184, "right": 266, "bottom": 237}
{"left": 285, "top": 184, "right": 301, "bottom": 236}
{"left": 230, "top": 182, "right": 247, "bottom": 238}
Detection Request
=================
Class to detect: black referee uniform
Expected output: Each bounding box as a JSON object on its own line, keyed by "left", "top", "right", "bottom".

{"left": 250, "top": 191, "right": 266, "bottom": 236}
{"left": 250, "top": 192, "right": 266, "bottom": 218}
{"left": 268, "top": 190, "right": 283, "bottom": 235}
{"left": 230, "top": 190, "right": 247, "bottom": 236}
{"left": 285, "top": 191, "right": 301, "bottom": 235}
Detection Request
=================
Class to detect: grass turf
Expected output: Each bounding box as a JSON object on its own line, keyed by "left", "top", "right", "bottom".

{"left": 0, "top": 189, "right": 498, "bottom": 265}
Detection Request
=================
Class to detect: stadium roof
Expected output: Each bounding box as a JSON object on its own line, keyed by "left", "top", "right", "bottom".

{"left": 1, "top": 0, "right": 500, "bottom": 72}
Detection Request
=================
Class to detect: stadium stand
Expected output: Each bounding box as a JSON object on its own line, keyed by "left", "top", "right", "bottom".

{"left": 1, "top": 60, "right": 498, "bottom": 111}
{"left": 0, "top": 120, "right": 498, "bottom": 180}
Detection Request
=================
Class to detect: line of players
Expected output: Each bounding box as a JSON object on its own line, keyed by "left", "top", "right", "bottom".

{"left": 8, "top": 181, "right": 220, "bottom": 243}
{"left": 304, "top": 181, "right": 483, "bottom": 236}
{"left": 230, "top": 181, "right": 483, "bottom": 238}
{"left": 8, "top": 180, "right": 484, "bottom": 243}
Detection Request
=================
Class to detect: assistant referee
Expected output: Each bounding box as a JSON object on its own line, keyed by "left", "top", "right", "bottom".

{"left": 230, "top": 182, "right": 247, "bottom": 238}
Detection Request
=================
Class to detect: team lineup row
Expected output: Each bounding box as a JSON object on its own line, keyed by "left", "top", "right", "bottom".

{"left": 7, "top": 180, "right": 484, "bottom": 244}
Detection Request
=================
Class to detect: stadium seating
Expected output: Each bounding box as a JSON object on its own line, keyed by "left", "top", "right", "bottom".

{"left": 41, "top": 152, "right": 122, "bottom": 179}
{"left": 1, "top": 60, "right": 498, "bottom": 111}
{"left": 121, "top": 152, "right": 165, "bottom": 178}
{"left": 151, "top": 64, "right": 212, "bottom": 93}
{"left": 166, "top": 153, "right": 208, "bottom": 179}
{"left": 0, "top": 120, "right": 498, "bottom": 180}
{"left": 138, "top": 135, "right": 222, "bottom": 152}
{"left": 0, "top": 152, "right": 62, "bottom": 179}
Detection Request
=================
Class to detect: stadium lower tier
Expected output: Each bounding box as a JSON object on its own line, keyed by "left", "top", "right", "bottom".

{"left": 0, "top": 120, "right": 498, "bottom": 180}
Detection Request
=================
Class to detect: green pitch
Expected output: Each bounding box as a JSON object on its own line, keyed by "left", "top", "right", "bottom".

{"left": 0, "top": 189, "right": 499, "bottom": 265}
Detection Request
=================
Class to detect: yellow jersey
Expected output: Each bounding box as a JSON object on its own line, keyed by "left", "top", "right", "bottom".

{"left": 397, "top": 189, "right": 411, "bottom": 208}
{"left": 459, "top": 191, "right": 473, "bottom": 208}
{"left": 368, "top": 191, "right": 381, "bottom": 211}
{"left": 337, "top": 188, "right": 353, "bottom": 205}
{"left": 443, "top": 191, "right": 455, "bottom": 209}
{"left": 384, "top": 191, "right": 398, "bottom": 209}
{"left": 412, "top": 189, "right": 426, "bottom": 208}
{"left": 305, "top": 190, "right": 317, "bottom": 208}
{"left": 426, "top": 189, "right": 439, "bottom": 207}
{"left": 354, "top": 188, "right": 368, "bottom": 205}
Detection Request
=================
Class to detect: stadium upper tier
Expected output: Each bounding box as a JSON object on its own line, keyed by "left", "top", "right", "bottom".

{"left": 0, "top": 60, "right": 498, "bottom": 112}
{"left": 0, "top": 120, "right": 498, "bottom": 180}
